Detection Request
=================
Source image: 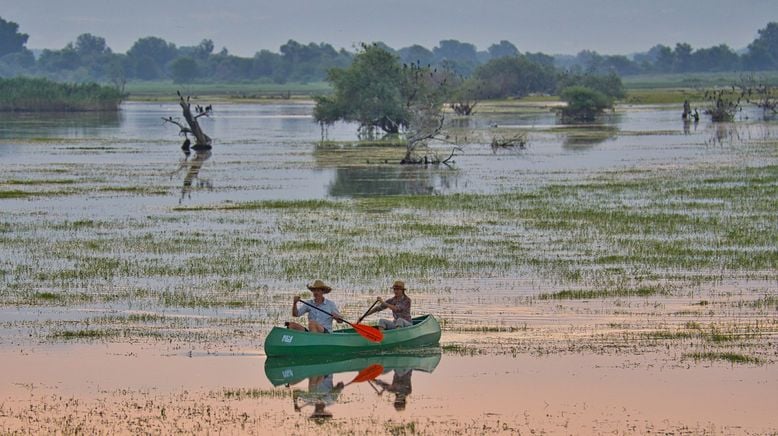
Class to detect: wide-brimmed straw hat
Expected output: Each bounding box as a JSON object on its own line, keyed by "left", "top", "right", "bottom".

{"left": 391, "top": 280, "right": 406, "bottom": 291}
{"left": 307, "top": 279, "right": 332, "bottom": 293}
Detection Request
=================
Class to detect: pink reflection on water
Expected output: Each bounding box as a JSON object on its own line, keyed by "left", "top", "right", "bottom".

{"left": 1, "top": 344, "right": 775, "bottom": 433}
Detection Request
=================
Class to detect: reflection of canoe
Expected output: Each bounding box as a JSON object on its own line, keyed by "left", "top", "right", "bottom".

{"left": 264, "top": 349, "right": 442, "bottom": 386}
{"left": 264, "top": 315, "right": 441, "bottom": 357}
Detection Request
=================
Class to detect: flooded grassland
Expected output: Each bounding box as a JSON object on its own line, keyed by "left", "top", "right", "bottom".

{"left": 0, "top": 102, "right": 777, "bottom": 434}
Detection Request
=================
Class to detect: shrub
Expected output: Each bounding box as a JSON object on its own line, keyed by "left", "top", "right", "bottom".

{"left": 559, "top": 86, "right": 613, "bottom": 121}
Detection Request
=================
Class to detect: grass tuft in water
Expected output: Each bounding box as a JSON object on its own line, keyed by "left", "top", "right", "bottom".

{"left": 537, "top": 285, "right": 671, "bottom": 300}
{"left": 684, "top": 351, "right": 762, "bottom": 364}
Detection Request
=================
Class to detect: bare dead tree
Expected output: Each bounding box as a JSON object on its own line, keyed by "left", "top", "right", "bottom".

{"left": 401, "top": 99, "right": 462, "bottom": 165}
{"left": 450, "top": 100, "right": 478, "bottom": 116}
{"left": 400, "top": 66, "right": 461, "bottom": 165}
{"left": 737, "top": 74, "right": 778, "bottom": 119}
{"left": 162, "top": 91, "right": 213, "bottom": 149}
{"left": 490, "top": 132, "right": 528, "bottom": 152}
{"left": 702, "top": 88, "right": 741, "bottom": 122}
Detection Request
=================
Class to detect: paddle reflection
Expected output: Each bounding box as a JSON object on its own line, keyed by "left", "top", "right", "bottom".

{"left": 370, "top": 368, "right": 413, "bottom": 411}
{"left": 265, "top": 349, "right": 441, "bottom": 417}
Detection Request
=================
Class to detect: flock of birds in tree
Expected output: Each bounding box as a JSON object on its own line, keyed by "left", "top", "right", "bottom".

{"left": 195, "top": 104, "right": 213, "bottom": 114}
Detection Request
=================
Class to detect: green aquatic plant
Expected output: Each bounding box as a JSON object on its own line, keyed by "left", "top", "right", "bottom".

{"left": 684, "top": 352, "right": 762, "bottom": 365}
{"left": 537, "top": 285, "right": 671, "bottom": 300}
{"left": 49, "top": 329, "right": 117, "bottom": 340}
{"left": 0, "top": 77, "right": 125, "bottom": 111}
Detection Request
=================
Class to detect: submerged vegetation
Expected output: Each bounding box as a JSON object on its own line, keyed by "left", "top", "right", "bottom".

{"left": 0, "top": 77, "right": 125, "bottom": 111}
{"left": 0, "top": 97, "right": 776, "bottom": 386}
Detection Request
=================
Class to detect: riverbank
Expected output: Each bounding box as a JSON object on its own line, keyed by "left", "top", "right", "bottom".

{"left": 0, "top": 77, "right": 125, "bottom": 112}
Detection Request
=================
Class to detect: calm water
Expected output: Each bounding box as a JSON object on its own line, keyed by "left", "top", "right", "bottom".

{"left": 1, "top": 344, "right": 775, "bottom": 433}
{"left": 1, "top": 102, "right": 777, "bottom": 433}
{"left": 2, "top": 102, "right": 774, "bottom": 215}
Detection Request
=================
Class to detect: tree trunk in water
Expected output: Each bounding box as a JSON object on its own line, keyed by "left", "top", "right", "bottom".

{"left": 178, "top": 94, "right": 212, "bottom": 148}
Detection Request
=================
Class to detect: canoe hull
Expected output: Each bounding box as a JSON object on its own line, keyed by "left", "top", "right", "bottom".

{"left": 263, "top": 314, "right": 441, "bottom": 357}
{"left": 264, "top": 349, "right": 442, "bottom": 386}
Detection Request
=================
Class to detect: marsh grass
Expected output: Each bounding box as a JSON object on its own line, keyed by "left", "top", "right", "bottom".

{"left": 3, "top": 179, "right": 78, "bottom": 185}
{"left": 537, "top": 285, "right": 672, "bottom": 300}
{"left": 441, "top": 343, "right": 482, "bottom": 356}
{"left": 173, "top": 199, "right": 344, "bottom": 212}
{"left": 8, "top": 161, "right": 777, "bottom": 309}
{"left": 684, "top": 351, "right": 762, "bottom": 365}
{"left": 317, "top": 138, "right": 408, "bottom": 148}
{"left": 223, "top": 389, "right": 290, "bottom": 399}
{"left": 0, "top": 189, "right": 34, "bottom": 199}
{"left": 2, "top": 123, "right": 778, "bottom": 362}
{"left": 50, "top": 329, "right": 117, "bottom": 340}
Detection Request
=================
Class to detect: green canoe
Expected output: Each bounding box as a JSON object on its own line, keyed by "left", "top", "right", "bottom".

{"left": 263, "top": 314, "right": 441, "bottom": 357}
{"left": 264, "top": 349, "right": 442, "bottom": 386}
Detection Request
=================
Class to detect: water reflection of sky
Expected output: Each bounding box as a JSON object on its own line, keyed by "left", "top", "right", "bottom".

{"left": 1, "top": 343, "right": 774, "bottom": 432}
{"left": 1, "top": 102, "right": 777, "bottom": 216}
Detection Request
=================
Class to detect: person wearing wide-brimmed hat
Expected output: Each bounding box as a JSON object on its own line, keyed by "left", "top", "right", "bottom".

{"left": 287, "top": 279, "right": 343, "bottom": 333}
{"left": 293, "top": 374, "right": 344, "bottom": 422}
{"left": 364, "top": 280, "right": 412, "bottom": 330}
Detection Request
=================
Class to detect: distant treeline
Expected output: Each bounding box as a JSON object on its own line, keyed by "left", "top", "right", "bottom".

{"left": 1, "top": 15, "right": 777, "bottom": 87}
{"left": 0, "top": 77, "right": 124, "bottom": 111}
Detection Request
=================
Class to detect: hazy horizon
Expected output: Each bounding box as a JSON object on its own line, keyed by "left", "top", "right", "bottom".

{"left": 2, "top": 0, "right": 777, "bottom": 56}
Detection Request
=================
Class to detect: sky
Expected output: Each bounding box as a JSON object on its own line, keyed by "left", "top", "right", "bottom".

{"left": 2, "top": 0, "right": 776, "bottom": 56}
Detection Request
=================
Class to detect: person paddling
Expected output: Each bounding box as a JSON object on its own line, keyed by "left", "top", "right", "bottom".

{"left": 364, "top": 280, "right": 412, "bottom": 330}
{"left": 287, "top": 280, "right": 343, "bottom": 333}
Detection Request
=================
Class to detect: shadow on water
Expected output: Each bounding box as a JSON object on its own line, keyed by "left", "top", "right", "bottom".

{"left": 265, "top": 349, "right": 441, "bottom": 419}
{"left": 168, "top": 150, "right": 212, "bottom": 203}
{"left": 0, "top": 111, "right": 121, "bottom": 140}
{"left": 327, "top": 166, "right": 459, "bottom": 197}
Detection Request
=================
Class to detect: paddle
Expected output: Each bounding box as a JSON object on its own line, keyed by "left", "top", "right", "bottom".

{"left": 347, "top": 363, "right": 384, "bottom": 385}
{"left": 366, "top": 379, "right": 383, "bottom": 395}
{"left": 298, "top": 300, "right": 384, "bottom": 343}
{"left": 357, "top": 298, "right": 381, "bottom": 324}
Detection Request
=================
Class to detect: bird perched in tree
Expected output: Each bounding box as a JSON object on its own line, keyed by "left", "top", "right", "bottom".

{"left": 181, "top": 138, "right": 191, "bottom": 151}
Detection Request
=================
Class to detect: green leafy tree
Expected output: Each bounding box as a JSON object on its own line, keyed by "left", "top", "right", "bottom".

{"left": 557, "top": 71, "right": 624, "bottom": 99}
{"left": 652, "top": 44, "right": 675, "bottom": 72}
{"left": 559, "top": 86, "right": 613, "bottom": 121}
{"left": 0, "top": 16, "right": 28, "bottom": 57}
{"left": 194, "top": 39, "right": 214, "bottom": 60}
{"left": 75, "top": 33, "right": 111, "bottom": 58}
{"left": 692, "top": 44, "right": 740, "bottom": 71}
{"left": 398, "top": 44, "right": 435, "bottom": 67}
{"left": 127, "top": 36, "right": 177, "bottom": 78}
{"left": 170, "top": 56, "right": 198, "bottom": 83}
{"left": 37, "top": 45, "right": 80, "bottom": 71}
{"left": 314, "top": 44, "right": 407, "bottom": 134}
{"left": 744, "top": 22, "right": 778, "bottom": 70}
{"left": 466, "top": 55, "right": 557, "bottom": 99}
{"left": 487, "top": 41, "right": 519, "bottom": 59}
{"left": 673, "top": 43, "right": 693, "bottom": 72}
{"left": 252, "top": 49, "right": 281, "bottom": 78}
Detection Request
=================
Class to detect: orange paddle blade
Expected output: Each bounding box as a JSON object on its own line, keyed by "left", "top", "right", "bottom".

{"left": 350, "top": 364, "right": 384, "bottom": 383}
{"left": 352, "top": 323, "right": 384, "bottom": 342}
